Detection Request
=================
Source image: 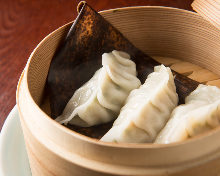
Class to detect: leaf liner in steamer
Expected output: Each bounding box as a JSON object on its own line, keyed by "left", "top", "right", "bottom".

{"left": 46, "top": 1, "right": 199, "bottom": 139}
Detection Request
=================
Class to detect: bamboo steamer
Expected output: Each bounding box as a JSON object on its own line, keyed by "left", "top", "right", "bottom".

{"left": 192, "top": 0, "right": 220, "bottom": 30}
{"left": 16, "top": 5, "right": 220, "bottom": 176}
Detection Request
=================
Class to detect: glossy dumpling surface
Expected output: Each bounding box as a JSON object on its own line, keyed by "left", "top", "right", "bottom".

{"left": 101, "top": 65, "right": 178, "bottom": 143}
{"left": 155, "top": 84, "right": 220, "bottom": 144}
{"left": 55, "top": 50, "right": 141, "bottom": 127}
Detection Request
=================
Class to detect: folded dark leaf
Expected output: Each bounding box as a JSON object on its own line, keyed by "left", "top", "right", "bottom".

{"left": 47, "top": 1, "right": 199, "bottom": 124}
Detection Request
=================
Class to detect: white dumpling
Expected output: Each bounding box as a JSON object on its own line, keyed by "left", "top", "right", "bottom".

{"left": 155, "top": 84, "right": 220, "bottom": 144}
{"left": 55, "top": 50, "right": 141, "bottom": 127}
{"left": 101, "top": 65, "right": 178, "bottom": 143}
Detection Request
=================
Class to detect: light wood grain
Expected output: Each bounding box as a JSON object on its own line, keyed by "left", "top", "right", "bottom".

{"left": 192, "top": 0, "right": 220, "bottom": 29}
{"left": 188, "top": 69, "right": 219, "bottom": 83}
{"left": 155, "top": 56, "right": 220, "bottom": 86}
{"left": 0, "top": 0, "right": 194, "bottom": 130}
{"left": 206, "top": 79, "right": 220, "bottom": 87}
{"left": 17, "top": 5, "right": 220, "bottom": 176}
{"left": 40, "top": 56, "right": 220, "bottom": 119}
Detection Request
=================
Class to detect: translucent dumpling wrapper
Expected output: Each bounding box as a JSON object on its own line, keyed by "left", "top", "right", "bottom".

{"left": 101, "top": 65, "right": 178, "bottom": 143}
{"left": 55, "top": 50, "right": 141, "bottom": 127}
{"left": 155, "top": 84, "right": 220, "bottom": 144}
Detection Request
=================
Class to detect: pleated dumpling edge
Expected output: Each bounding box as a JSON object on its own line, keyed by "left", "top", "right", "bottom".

{"left": 55, "top": 50, "right": 141, "bottom": 127}
{"left": 155, "top": 84, "right": 220, "bottom": 144}
{"left": 101, "top": 64, "right": 178, "bottom": 143}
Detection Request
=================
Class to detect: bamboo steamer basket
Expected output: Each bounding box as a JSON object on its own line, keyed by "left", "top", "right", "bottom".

{"left": 16, "top": 4, "right": 220, "bottom": 176}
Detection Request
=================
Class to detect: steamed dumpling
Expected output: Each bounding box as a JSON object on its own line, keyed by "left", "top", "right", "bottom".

{"left": 155, "top": 84, "right": 220, "bottom": 144}
{"left": 55, "top": 50, "right": 141, "bottom": 127}
{"left": 101, "top": 65, "right": 178, "bottom": 143}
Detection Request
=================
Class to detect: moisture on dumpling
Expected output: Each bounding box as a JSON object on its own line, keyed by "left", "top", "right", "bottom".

{"left": 55, "top": 50, "right": 141, "bottom": 127}
{"left": 101, "top": 65, "right": 178, "bottom": 143}
{"left": 155, "top": 84, "right": 220, "bottom": 144}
